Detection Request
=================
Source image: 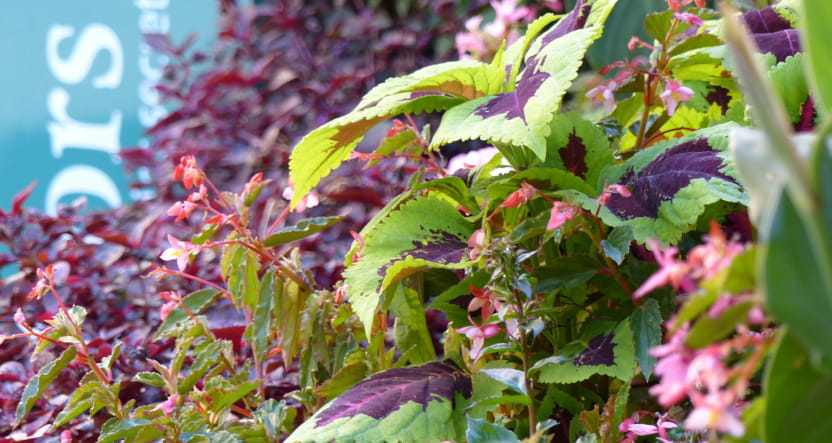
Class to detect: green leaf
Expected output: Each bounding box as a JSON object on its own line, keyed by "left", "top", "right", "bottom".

{"left": 543, "top": 111, "right": 615, "bottom": 189}
{"left": 480, "top": 368, "right": 527, "bottom": 396}
{"left": 343, "top": 195, "right": 473, "bottom": 336}
{"left": 801, "top": 0, "right": 832, "bottom": 118}
{"left": 154, "top": 289, "right": 222, "bottom": 340}
{"left": 432, "top": 0, "right": 618, "bottom": 159}
{"left": 631, "top": 298, "right": 662, "bottom": 379}
{"left": 390, "top": 280, "right": 437, "bottom": 365}
{"left": 179, "top": 341, "right": 228, "bottom": 395}
{"left": 98, "top": 418, "right": 153, "bottom": 443}
{"left": 133, "top": 371, "right": 166, "bottom": 388}
{"left": 466, "top": 416, "right": 521, "bottom": 443}
{"left": 536, "top": 319, "right": 635, "bottom": 384}
{"left": 207, "top": 380, "right": 262, "bottom": 414}
{"left": 15, "top": 346, "right": 77, "bottom": 426}
{"left": 764, "top": 329, "right": 832, "bottom": 443}
{"left": 52, "top": 377, "right": 105, "bottom": 428}
{"left": 314, "top": 362, "right": 370, "bottom": 399}
{"left": 263, "top": 216, "right": 345, "bottom": 247}
{"left": 250, "top": 268, "right": 274, "bottom": 369}
{"left": 287, "top": 360, "right": 471, "bottom": 442}
{"left": 644, "top": 9, "right": 674, "bottom": 42}
{"left": 685, "top": 301, "right": 753, "bottom": 349}
{"left": 288, "top": 60, "right": 503, "bottom": 209}
{"left": 763, "top": 188, "right": 832, "bottom": 357}
{"left": 600, "top": 226, "right": 633, "bottom": 265}
{"left": 769, "top": 53, "right": 810, "bottom": 124}
{"left": 413, "top": 176, "right": 479, "bottom": 215}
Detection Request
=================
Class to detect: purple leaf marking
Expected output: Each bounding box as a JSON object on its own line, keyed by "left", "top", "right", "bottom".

{"left": 558, "top": 131, "right": 589, "bottom": 179}
{"left": 607, "top": 138, "right": 738, "bottom": 220}
{"left": 574, "top": 333, "right": 616, "bottom": 367}
{"left": 314, "top": 360, "right": 472, "bottom": 427}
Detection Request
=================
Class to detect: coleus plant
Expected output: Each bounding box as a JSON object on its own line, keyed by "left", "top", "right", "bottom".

{"left": 281, "top": 0, "right": 810, "bottom": 441}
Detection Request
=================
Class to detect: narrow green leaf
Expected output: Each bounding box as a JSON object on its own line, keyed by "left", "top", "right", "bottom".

{"left": 15, "top": 346, "right": 77, "bottom": 426}
{"left": 390, "top": 280, "right": 437, "bottom": 365}
{"left": 263, "top": 216, "right": 344, "bottom": 246}
{"left": 631, "top": 298, "right": 661, "bottom": 379}
{"left": 133, "top": 371, "right": 166, "bottom": 388}
{"left": 208, "top": 380, "right": 262, "bottom": 414}
{"left": 251, "top": 268, "right": 274, "bottom": 369}
{"left": 52, "top": 377, "right": 105, "bottom": 428}
{"left": 801, "top": 0, "right": 832, "bottom": 118}
{"left": 179, "top": 341, "right": 227, "bottom": 395}
{"left": 764, "top": 329, "right": 832, "bottom": 443}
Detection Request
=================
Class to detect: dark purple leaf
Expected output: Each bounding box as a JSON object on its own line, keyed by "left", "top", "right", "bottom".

{"left": 559, "top": 131, "right": 589, "bottom": 179}
{"left": 741, "top": 7, "right": 792, "bottom": 34}
{"left": 607, "top": 138, "right": 739, "bottom": 219}
{"left": 753, "top": 29, "right": 801, "bottom": 63}
{"left": 313, "top": 360, "right": 471, "bottom": 427}
{"left": 574, "top": 333, "right": 616, "bottom": 367}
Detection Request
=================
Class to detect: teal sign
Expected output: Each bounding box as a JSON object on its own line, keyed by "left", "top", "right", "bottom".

{"left": 0, "top": 1, "right": 217, "bottom": 213}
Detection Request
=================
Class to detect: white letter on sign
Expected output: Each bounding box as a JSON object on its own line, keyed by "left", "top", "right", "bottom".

{"left": 46, "top": 24, "right": 123, "bottom": 88}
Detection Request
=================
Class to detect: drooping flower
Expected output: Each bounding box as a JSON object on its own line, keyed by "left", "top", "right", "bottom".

{"left": 546, "top": 201, "right": 579, "bottom": 231}
{"left": 173, "top": 155, "right": 205, "bottom": 189}
{"left": 675, "top": 12, "right": 703, "bottom": 28}
{"left": 667, "top": 0, "right": 705, "bottom": 12}
{"left": 457, "top": 316, "right": 503, "bottom": 360}
{"left": 446, "top": 147, "right": 499, "bottom": 175}
{"left": 167, "top": 201, "right": 198, "bottom": 222}
{"left": 498, "top": 182, "right": 537, "bottom": 209}
{"left": 282, "top": 185, "right": 320, "bottom": 213}
{"left": 633, "top": 239, "right": 694, "bottom": 298}
{"left": 685, "top": 390, "right": 745, "bottom": 437}
{"left": 585, "top": 80, "right": 618, "bottom": 113}
{"left": 659, "top": 80, "right": 694, "bottom": 116}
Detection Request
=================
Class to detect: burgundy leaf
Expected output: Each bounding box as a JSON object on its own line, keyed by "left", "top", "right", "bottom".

{"left": 314, "top": 360, "right": 472, "bottom": 427}
{"left": 558, "top": 131, "right": 589, "bottom": 179}
{"left": 11, "top": 181, "right": 37, "bottom": 216}
{"left": 607, "top": 138, "right": 738, "bottom": 220}
{"left": 741, "top": 6, "right": 792, "bottom": 34}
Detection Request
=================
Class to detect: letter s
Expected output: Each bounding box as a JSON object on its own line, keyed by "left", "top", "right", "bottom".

{"left": 46, "top": 24, "right": 123, "bottom": 88}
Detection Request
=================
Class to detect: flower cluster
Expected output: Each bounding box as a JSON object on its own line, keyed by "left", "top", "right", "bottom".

{"left": 455, "top": 0, "right": 535, "bottom": 60}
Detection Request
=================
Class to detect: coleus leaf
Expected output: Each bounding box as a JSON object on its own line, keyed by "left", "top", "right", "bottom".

{"left": 596, "top": 126, "right": 746, "bottom": 245}
{"left": 543, "top": 111, "right": 614, "bottom": 189}
{"left": 288, "top": 59, "right": 506, "bottom": 209}
{"left": 344, "top": 195, "right": 472, "bottom": 336}
{"left": 286, "top": 360, "right": 472, "bottom": 443}
{"left": 534, "top": 319, "right": 635, "bottom": 384}
{"left": 431, "top": 0, "right": 618, "bottom": 160}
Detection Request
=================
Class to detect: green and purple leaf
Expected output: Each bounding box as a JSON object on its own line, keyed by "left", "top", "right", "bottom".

{"left": 431, "top": 0, "right": 618, "bottom": 160}
{"left": 344, "top": 195, "right": 473, "bottom": 335}
{"left": 543, "top": 111, "right": 614, "bottom": 189}
{"left": 534, "top": 319, "right": 635, "bottom": 384}
{"left": 288, "top": 60, "right": 505, "bottom": 209}
{"left": 286, "top": 360, "right": 471, "bottom": 442}
{"left": 592, "top": 127, "right": 746, "bottom": 244}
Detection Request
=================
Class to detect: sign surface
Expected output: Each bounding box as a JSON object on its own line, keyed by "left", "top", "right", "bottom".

{"left": 0, "top": 1, "right": 217, "bottom": 213}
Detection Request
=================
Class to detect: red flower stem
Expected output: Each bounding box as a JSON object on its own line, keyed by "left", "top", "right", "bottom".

{"left": 265, "top": 204, "right": 292, "bottom": 236}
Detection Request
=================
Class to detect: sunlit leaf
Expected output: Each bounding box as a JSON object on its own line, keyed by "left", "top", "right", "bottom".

{"left": 15, "top": 346, "right": 77, "bottom": 426}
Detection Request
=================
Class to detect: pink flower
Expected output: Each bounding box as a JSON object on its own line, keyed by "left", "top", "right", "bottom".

{"left": 159, "top": 301, "right": 178, "bottom": 321}
{"left": 685, "top": 390, "right": 745, "bottom": 437}
{"left": 447, "top": 147, "right": 499, "bottom": 175}
{"left": 649, "top": 323, "right": 694, "bottom": 407}
{"left": 659, "top": 80, "right": 694, "bottom": 116}
{"left": 173, "top": 155, "right": 205, "bottom": 189}
{"left": 687, "top": 221, "right": 744, "bottom": 280}
{"left": 687, "top": 345, "right": 729, "bottom": 392}
{"left": 456, "top": 16, "right": 486, "bottom": 59}
{"left": 585, "top": 80, "right": 618, "bottom": 113}
{"left": 457, "top": 316, "right": 502, "bottom": 360}
{"left": 633, "top": 239, "right": 694, "bottom": 298}
{"left": 282, "top": 185, "right": 320, "bottom": 213}
{"left": 675, "top": 12, "right": 703, "bottom": 27}
{"left": 160, "top": 234, "right": 199, "bottom": 272}
{"left": 498, "top": 182, "right": 537, "bottom": 209}
{"left": 596, "top": 182, "right": 631, "bottom": 206}
{"left": 546, "top": 201, "right": 579, "bottom": 231}
{"left": 13, "top": 308, "right": 26, "bottom": 324}
{"left": 154, "top": 394, "right": 179, "bottom": 416}
{"left": 491, "top": 0, "right": 533, "bottom": 25}
{"left": 167, "top": 201, "right": 198, "bottom": 222}
{"left": 667, "top": 0, "right": 705, "bottom": 12}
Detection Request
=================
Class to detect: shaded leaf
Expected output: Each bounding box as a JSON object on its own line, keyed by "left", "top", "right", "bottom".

{"left": 314, "top": 362, "right": 370, "bottom": 399}
{"left": 480, "top": 368, "right": 527, "bottom": 396}
{"left": 467, "top": 416, "right": 521, "bottom": 443}
{"left": 15, "top": 346, "right": 77, "bottom": 426}
{"left": 764, "top": 330, "right": 832, "bottom": 443}
{"left": 154, "top": 289, "right": 222, "bottom": 340}
{"left": 344, "top": 195, "right": 472, "bottom": 336}
{"left": 631, "top": 298, "right": 662, "bottom": 379}
{"left": 287, "top": 360, "right": 471, "bottom": 442}
{"left": 264, "top": 216, "right": 345, "bottom": 246}
{"left": 52, "top": 376, "right": 105, "bottom": 428}
{"left": 536, "top": 320, "right": 635, "bottom": 384}
{"left": 98, "top": 418, "right": 153, "bottom": 443}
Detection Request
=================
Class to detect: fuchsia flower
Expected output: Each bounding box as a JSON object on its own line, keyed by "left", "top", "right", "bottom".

{"left": 633, "top": 239, "right": 694, "bottom": 298}
{"left": 667, "top": 0, "right": 705, "bottom": 12}
{"left": 546, "top": 201, "right": 579, "bottom": 231}
{"left": 660, "top": 80, "right": 694, "bottom": 116}
{"left": 585, "top": 80, "right": 618, "bottom": 113}
{"left": 160, "top": 234, "right": 200, "bottom": 272}
{"left": 675, "top": 12, "right": 703, "bottom": 28}
{"left": 685, "top": 390, "right": 745, "bottom": 437}
{"left": 173, "top": 155, "right": 205, "bottom": 189}
{"left": 457, "top": 316, "right": 502, "bottom": 360}
{"left": 498, "top": 182, "right": 537, "bottom": 209}
{"left": 282, "top": 185, "right": 320, "bottom": 213}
